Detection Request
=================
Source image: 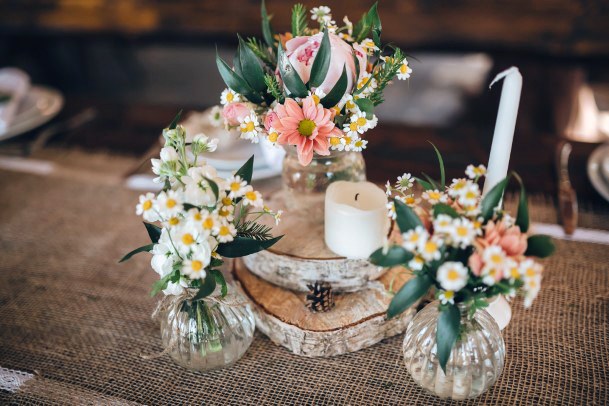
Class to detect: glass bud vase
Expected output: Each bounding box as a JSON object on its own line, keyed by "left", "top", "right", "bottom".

{"left": 281, "top": 146, "right": 366, "bottom": 223}
{"left": 402, "top": 301, "right": 505, "bottom": 400}
{"left": 159, "top": 288, "right": 255, "bottom": 372}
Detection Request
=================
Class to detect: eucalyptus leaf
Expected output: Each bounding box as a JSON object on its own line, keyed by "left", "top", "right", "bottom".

{"left": 320, "top": 65, "right": 348, "bottom": 108}
{"left": 144, "top": 222, "right": 162, "bottom": 243}
{"left": 433, "top": 203, "right": 459, "bottom": 218}
{"left": 193, "top": 274, "right": 217, "bottom": 301}
{"left": 437, "top": 304, "right": 461, "bottom": 373}
{"left": 216, "top": 235, "right": 283, "bottom": 258}
{"left": 119, "top": 244, "right": 154, "bottom": 263}
{"left": 235, "top": 155, "right": 255, "bottom": 184}
{"left": 216, "top": 51, "right": 263, "bottom": 103}
{"left": 513, "top": 172, "right": 529, "bottom": 232}
{"left": 387, "top": 273, "right": 432, "bottom": 318}
{"left": 480, "top": 176, "right": 510, "bottom": 221}
{"left": 210, "top": 269, "right": 228, "bottom": 297}
{"left": 233, "top": 48, "right": 244, "bottom": 78}
{"left": 525, "top": 235, "right": 555, "bottom": 258}
{"left": 261, "top": 0, "right": 275, "bottom": 49}
{"left": 168, "top": 110, "right": 183, "bottom": 130}
{"left": 238, "top": 35, "right": 267, "bottom": 92}
{"left": 309, "top": 29, "right": 331, "bottom": 88}
{"left": 277, "top": 43, "right": 308, "bottom": 98}
{"left": 369, "top": 245, "right": 413, "bottom": 267}
{"left": 394, "top": 198, "right": 423, "bottom": 233}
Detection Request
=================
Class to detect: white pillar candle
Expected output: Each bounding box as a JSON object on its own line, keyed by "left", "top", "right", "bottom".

{"left": 483, "top": 66, "right": 522, "bottom": 195}
{"left": 324, "top": 181, "right": 389, "bottom": 259}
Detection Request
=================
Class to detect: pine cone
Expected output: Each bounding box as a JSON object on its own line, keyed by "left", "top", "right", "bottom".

{"left": 306, "top": 281, "right": 335, "bottom": 313}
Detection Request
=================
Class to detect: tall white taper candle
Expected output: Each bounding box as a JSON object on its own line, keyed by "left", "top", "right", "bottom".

{"left": 482, "top": 67, "right": 522, "bottom": 195}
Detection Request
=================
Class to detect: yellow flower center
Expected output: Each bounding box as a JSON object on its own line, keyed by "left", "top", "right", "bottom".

{"left": 312, "top": 94, "right": 320, "bottom": 104}
{"left": 447, "top": 269, "right": 460, "bottom": 281}
{"left": 222, "top": 197, "right": 232, "bottom": 206}
{"left": 182, "top": 233, "right": 194, "bottom": 245}
{"left": 203, "top": 218, "right": 214, "bottom": 230}
{"left": 346, "top": 100, "right": 355, "bottom": 109}
{"left": 365, "top": 40, "right": 375, "bottom": 48}
{"left": 528, "top": 280, "right": 537, "bottom": 289}
{"left": 241, "top": 121, "right": 255, "bottom": 133}
{"left": 219, "top": 207, "right": 230, "bottom": 217}
{"left": 344, "top": 136, "right": 352, "bottom": 144}
{"left": 297, "top": 119, "right": 316, "bottom": 137}
{"left": 331, "top": 106, "right": 341, "bottom": 116}
{"left": 409, "top": 234, "right": 419, "bottom": 243}
{"left": 510, "top": 267, "right": 520, "bottom": 279}
{"left": 166, "top": 199, "right": 177, "bottom": 208}
{"left": 356, "top": 117, "right": 367, "bottom": 127}
{"left": 443, "top": 290, "right": 454, "bottom": 300}
{"left": 219, "top": 226, "right": 231, "bottom": 236}
{"left": 230, "top": 182, "right": 241, "bottom": 192}
{"left": 491, "top": 254, "right": 503, "bottom": 264}
{"left": 142, "top": 200, "right": 152, "bottom": 211}
{"left": 428, "top": 191, "right": 441, "bottom": 200}
{"left": 424, "top": 241, "right": 437, "bottom": 253}
{"left": 354, "top": 140, "right": 363, "bottom": 148}
{"left": 465, "top": 191, "right": 477, "bottom": 199}
{"left": 245, "top": 191, "right": 257, "bottom": 201}
{"left": 330, "top": 137, "right": 341, "bottom": 146}
{"left": 268, "top": 132, "right": 278, "bottom": 143}
{"left": 193, "top": 212, "right": 202, "bottom": 221}
{"left": 191, "top": 260, "right": 203, "bottom": 272}
{"left": 226, "top": 92, "right": 234, "bottom": 102}
{"left": 169, "top": 217, "right": 180, "bottom": 226}
{"left": 400, "top": 64, "right": 408, "bottom": 74}
{"left": 349, "top": 122, "right": 358, "bottom": 131}
{"left": 474, "top": 167, "right": 485, "bottom": 175}
{"left": 456, "top": 226, "right": 468, "bottom": 237}
{"left": 453, "top": 182, "right": 466, "bottom": 190}
{"left": 405, "top": 196, "right": 415, "bottom": 205}
{"left": 526, "top": 268, "right": 536, "bottom": 277}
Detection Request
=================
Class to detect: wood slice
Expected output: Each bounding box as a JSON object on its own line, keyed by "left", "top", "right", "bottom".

{"left": 233, "top": 259, "right": 417, "bottom": 357}
{"left": 243, "top": 190, "right": 391, "bottom": 292}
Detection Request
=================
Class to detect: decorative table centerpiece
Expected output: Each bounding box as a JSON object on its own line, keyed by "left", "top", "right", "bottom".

{"left": 121, "top": 113, "right": 282, "bottom": 371}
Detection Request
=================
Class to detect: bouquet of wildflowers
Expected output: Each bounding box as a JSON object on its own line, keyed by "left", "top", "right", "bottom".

{"left": 216, "top": 2, "right": 412, "bottom": 165}
{"left": 371, "top": 146, "right": 555, "bottom": 372}
{"left": 121, "top": 112, "right": 282, "bottom": 300}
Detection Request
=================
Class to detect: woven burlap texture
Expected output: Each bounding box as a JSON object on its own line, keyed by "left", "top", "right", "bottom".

{"left": 1, "top": 171, "right": 608, "bottom": 405}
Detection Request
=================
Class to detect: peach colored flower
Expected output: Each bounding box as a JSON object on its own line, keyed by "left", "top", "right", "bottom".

{"left": 476, "top": 220, "right": 527, "bottom": 257}
{"left": 264, "top": 111, "right": 278, "bottom": 131}
{"left": 222, "top": 102, "right": 250, "bottom": 126}
{"left": 468, "top": 252, "right": 484, "bottom": 276}
{"left": 273, "top": 96, "right": 341, "bottom": 166}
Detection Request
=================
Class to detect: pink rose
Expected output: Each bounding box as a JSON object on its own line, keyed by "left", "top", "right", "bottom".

{"left": 264, "top": 111, "right": 278, "bottom": 131}
{"left": 285, "top": 33, "right": 367, "bottom": 96}
{"left": 499, "top": 227, "right": 528, "bottom": 256}
{"left": 468, "top": 252, "right": 484, "bottom": 276}
{"left": 222, "top": 102, "right": 250, "bottom": 126}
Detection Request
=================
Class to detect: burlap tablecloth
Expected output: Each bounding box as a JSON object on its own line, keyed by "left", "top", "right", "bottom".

{"left": 1, "top": 170, "right": 608, "bottom": 405}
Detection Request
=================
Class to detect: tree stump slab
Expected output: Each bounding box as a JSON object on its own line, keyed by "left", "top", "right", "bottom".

{"left": 232, "top": 259, "right": 416, "bottom": 357}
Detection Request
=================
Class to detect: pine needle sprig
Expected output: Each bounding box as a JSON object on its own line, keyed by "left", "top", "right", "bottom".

{"left": 237, "top": 221, "right": 274, "bottom": 241}
{"left": 246, "top": 37, "right": 276, "bottom": 68}
{"left": 368, "top": 47, "right": 405, "bottom": 106}
{"left": 264, "top": 74, "right": 285, "bottom": 103}
{"left": 291, "top": 4, "right": 308, "bottom": 37}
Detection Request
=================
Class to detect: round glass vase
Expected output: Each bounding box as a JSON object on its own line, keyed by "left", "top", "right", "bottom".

{"left": 281, "top": 146, "right": 366, "bottom": 222}
{"left": 159, "top": 288, "right": 255, "bottom": 372}
{"left": 402, "top": 300, "right": 505, "bottom": 400}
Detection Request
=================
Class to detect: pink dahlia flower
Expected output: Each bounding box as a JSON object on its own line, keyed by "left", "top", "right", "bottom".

{"left": 273, "top": 96, "right": 342, "bottom": 166}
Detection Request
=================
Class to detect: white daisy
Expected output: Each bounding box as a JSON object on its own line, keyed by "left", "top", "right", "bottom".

{"left": 310, "top": 6, "right": 331, "bottom": 21}
{"left": 523, "top": 274, "right": 542, "bottom": 308}
{"left": 214, "top": 223, "right": 237, "bottom": 243}
{"left": 422, "top": 189, "right": 448, "bottom": 205}
{"left": 408, "top": 255, "right": 425, "bottom": 271}
{"left": 182, "top": 257, "right": 208, "bottom": 280}
{"left": 208, "top": 105, "right": 223, "bottom": 127}
{"left": 239, "top": 113, "right": 262, "bottom": 143}
{"left": 136, "top": 193, "right": 159, "bottom": 222}
{"left": 339, "top": 135, "right": 356, "bottom": 151}
{"left": 438, "top": 290, "right": 455, "bottom": 305}
{"left": 220, "top": 88, "right": 240, "bottom": 105}
{"left": 465, "top": 164, "right": 487, "bottom": 179}
{"left": 340, "top": 94, "right": 359, "bottom": 113}
{"left": 402, "top": 225, "right": 429, "bottom": 252}
{"left": 418, "top": 236, "right": 444, "bottom": 262}
{"left": 433, "top": 214, "right": 454, "bottom": 235}
{"left": 450, "top": 217, "right": 476, "bottom": 248}
{"left": 397, "top": 194, "right": 419, "bottom": 207}
{"left": 225, "top": 175, "right": 249, "bottom": 199}
{"left": 156, "top": 190, "right": 183, "bottom": 218}
{"left": 243, "top": 189, "right": 264, "bottom": 208}
{"left": 396, "top": 173, "right": 414, "bottom": 191}
{"left": 457, "top": 183, "right": 481, "bottom": 208}
{"left": 329, "top": 136, "right": 343, "bottom": 151}
{"left": 481, "top": 245, "right": 507, "bottom": 285}
{"left": 351, "top": 138, "right": 368, "bottom": 152}
{"left": 174, "top": 225, "right": 200, "bottom": 255}
{"left": 359, "top": 38, "right": 379, "bottom": 55}
{"left": 396, "top": 59, "right": 413, "bottom": 80}
{"left": 200, "top": 211, "right": 220, "bottom": 235}
{"left": 448, "top": 178, "right": 470, "bottom": 198}
{"left": 343, "top": 121, "right": 360, "bottom": 138}
{"left": 217, "top": 204, "right": 235, "bottom": 222}
{"left": 266, "top": 127, "right": 279, "bottom": 145}
{"left": 387, "top": 201, "right": 396, "bottom": 220}
{"left": 437, "top": 261, "right": 468, "bottom": 292}
{"left": 351, "top": 111, "right": 371, "bottom": 134}
{"left": 356, "top": 72, "right": 378, "bottom": 96}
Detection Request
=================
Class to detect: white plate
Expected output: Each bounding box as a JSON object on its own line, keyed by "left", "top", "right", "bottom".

{"left": 0, "top": 86, "right": 64, "bottom": 141}
{"left": 587, "top": 143, "right": 609, "bottom": 202}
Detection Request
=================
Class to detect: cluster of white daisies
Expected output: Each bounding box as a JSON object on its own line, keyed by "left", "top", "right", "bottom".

{"left": 135, "top": 125, "right": 281, "bottom": 294}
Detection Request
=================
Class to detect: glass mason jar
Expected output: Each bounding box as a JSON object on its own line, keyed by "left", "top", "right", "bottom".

{"left": 281, "top": 146, "right": 366, "bottom": 222}
{"left": 402, "top": 300, "right": 505, "bottom": 400}
{"left": 159, "top": 289, "right": 255, "bottom": 372}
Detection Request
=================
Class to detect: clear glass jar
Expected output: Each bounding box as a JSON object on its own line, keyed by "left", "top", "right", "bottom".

{"left": 402, "top": 300, "right": 505, "bottom": 400}
{"left": 159, "top": 289, "right": 255, "bottom": 372}
{"left": 281, "top": 146, "right": 366, "bottom": 222}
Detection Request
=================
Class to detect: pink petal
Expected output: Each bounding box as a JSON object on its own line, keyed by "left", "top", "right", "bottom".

{"left": 298, "top": 142, "right": 314, "bottom": 166}
{"left": 285, "top": 99, "right": 304, "bottom": 119}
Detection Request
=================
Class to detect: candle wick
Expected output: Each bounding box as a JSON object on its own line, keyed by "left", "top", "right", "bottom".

{"left": 355, "top": 193, "right": 360, "bottom": 201}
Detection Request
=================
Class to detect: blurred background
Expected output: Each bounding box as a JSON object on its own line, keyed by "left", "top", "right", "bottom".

{"left": 1, "top": 0, "right": 609, "bottom": 205}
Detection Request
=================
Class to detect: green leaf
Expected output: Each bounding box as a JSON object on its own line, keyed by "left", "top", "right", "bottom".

{"left": 429, "top": 142, "right": 445, "bottom": 188}
{"left": 216, "top": 50, "right": 263, "bottom": 103}
{"left": 238, "top": 35, "right": 267, "bottom": 92}
{"left": 291, "top": 3, "right": 307, "bottom": 37}
{"left": 320, "top": 65, "right": 348, "bottom": 108}
{"left": 309, "top": 29, "right": 331, "bottom": 88}
{"left": 277, "top": 42, "right": 308, "bottom": 98}
{"left": 261, "top": 0, "right": 275, "bottom": 49}
{"left": 387, "top": 273, "right": 432, "bottom": 318}
{"left": 233, "top": 48, "right": 244, "bottom": 78}
{"left": 216, "top": 235, "right": 283, "bottom": 258}
{"left": 367, "top": 2, "right": 382, "bottom": 33}
{"left": 210, "top": 257, "right": 224, "bottom": 268}
{"left": 355, "top": 98, "right": 374, "bottom": 119}
{"left": 394, "top": 198, "right": 423, "bottom": 233}
{"left": 352, "top": 13, "right": 372, "bottom": 43}
{"left": 119, "top": 244, "right": 154, "bottom": 263}
{"left": 369, "top": 245, "right": 413, "bottom": 267}
{"left": 433, "top": 203, "right": 459, "bottom": 218}
{"left": 203, "top": 177, "right": 219, "bottom": 202}
{"left": 168, "top": 110, "right": 183, "bottom": 130}
{"left": 193, "top": 274, "right": 217, "bottom": 301}
{"left": 480, "top": 176, "right": 510, "bottom": 221}
{"left": 235, "top": 155, "right": 255, "bottom": 184}
{"left": 437, "top": 304, "right": 461, "bottom": 373}
{"left": 513, "top": 172, "right": 529, "bottom": 232}
{"left": 150, "top": 270, "right": 179, "bottom": 297}
{"left": 413, "top": 176, "right": 434, "bottom": 191}
{"left": 421, "top": 172, "right": 439, "bottom": 190}
{"left": 144, "top": 222, "right": 162, "bottom": 243}
{"left": 210, "top": 269, "right": 228, "bottom": 297}
{"left": 525, "top": 235, "right": 555, "bottom": 258}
